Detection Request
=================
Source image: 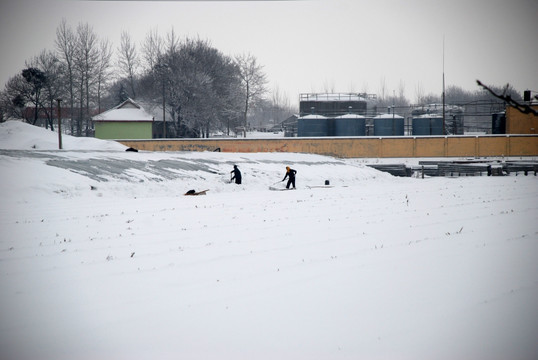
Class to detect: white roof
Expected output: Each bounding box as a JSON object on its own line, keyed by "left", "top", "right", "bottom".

{"left": 416, "top": 114, "right": 443, "bottom": 119}
{"left": 374, "top": 113, "right": 404, "bottom": 119}
{"left": 299, "top": 114, "right": 327, "bottom": 119}
{"left": 336, "top": 114, "right": 365, "bottom": 119}
{"left": 93, "top": 98, "right": 153, "bottom": 122}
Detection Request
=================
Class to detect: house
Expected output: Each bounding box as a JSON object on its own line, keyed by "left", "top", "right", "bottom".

{"left": 280, "top": 114, "right": 298, "bottom": 137}
{"left": 92, "top": 98, "right": 153, "bottom": 139}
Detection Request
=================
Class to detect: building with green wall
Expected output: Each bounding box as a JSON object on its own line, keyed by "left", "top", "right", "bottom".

{"left": 93, "top": 98, "right": 153, "bottom": 139}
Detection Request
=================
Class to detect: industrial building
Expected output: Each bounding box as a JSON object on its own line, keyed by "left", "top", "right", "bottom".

{"left": 296, "top": 93, "right": 535, "bottom": 137}
{"left": 297, "top": 94, "right": 467, "bottom": 137}
{"left": 297, "top": 93, "right": 376, "bottom": 137}
{"left": 493, "top": 105, "right": 538, "bottom": 134}
{"left": 373, "top": 113, "right": 405, "bottom": 136}
{"left": 299, "top": 93, "right": 375, "bottom": 117}
{"left": 411, "top": 103, "right": 464, "bottom": 135}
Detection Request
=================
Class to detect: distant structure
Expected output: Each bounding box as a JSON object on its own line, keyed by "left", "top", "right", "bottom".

{"left": 411, "top": 103, "right": 464, "bottom": 135}
{"left": 297, "top": 114, "right": 329, "bottom": 137}
{"left": 501, "top": 105, "right": 538, "bottom": 134}
{"left": 298, "top": 93, "right": 376, "bottom": 137}
{"left": 299, "top": 93, "right": 375, "bottom": 117}
{"left": 491, "top": 112, "right": 506, "bottom": 134}
{"left": 411, "top": 114, "right": 444, "bottom": 135}
{"left": 373, "top": 112, "right": 405, "bottom": 136}
{"left": 334, "top": 114, "right": 366, "bottom": 136}
{"left": 280, "top": 115, "right": 298, "bottom": 137}
{"left": 92, "top": 98, "right": 153, "bottom": 139}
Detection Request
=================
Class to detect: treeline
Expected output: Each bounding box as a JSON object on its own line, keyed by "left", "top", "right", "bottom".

{"left": 0, "top": 19, "right": 526, "bottom": 136}
{"left": 375, "top": 83, "right": 523, "bottom": 132}
{"left": 376, "top": 81, "right": 522, "bottom": 110}
{"left": 0, "top": 20, "right": 296, "bottom": 137}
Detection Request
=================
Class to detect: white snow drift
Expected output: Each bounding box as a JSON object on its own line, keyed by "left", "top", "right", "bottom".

{"left": 1, "top": 121, "right": 537, "bottom": 360}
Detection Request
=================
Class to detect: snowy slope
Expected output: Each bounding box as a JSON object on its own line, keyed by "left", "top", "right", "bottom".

{"left": 0, "top": 120, "right": 127, "bottom": 150}
{"left": 1, "top": 121, "right": 537, "bottom": 360}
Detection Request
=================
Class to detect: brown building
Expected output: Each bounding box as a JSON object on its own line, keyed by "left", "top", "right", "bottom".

{"left": 506, "top": 105, "right": 538, "bottom": 134}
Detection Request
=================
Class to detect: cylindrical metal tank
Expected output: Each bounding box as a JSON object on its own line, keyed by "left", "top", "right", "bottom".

{"left": 334, "top": 114, "right": 366, "bottom": 136}
{"left": 412, "top": 115, "right": 444, "bottom": 135}
{"left": 492, "top": 112, "right": 506, "bottom": 134}
{"left": 297, "top": 115, "right": 328, "bottom": 137}
{"left": 373, "top": 113, "right": 404, "bottom": 136}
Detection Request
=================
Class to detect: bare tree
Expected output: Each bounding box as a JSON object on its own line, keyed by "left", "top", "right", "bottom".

{"left": 75, "top": 22, "right": 100, "bottom": 136}
{"left": 96, "top": 38, "right": 113, "bottom": 113}
{"left": 145, "top": 37, "right": 243, "bottom": 138}
{"left": 420, "top": 93, "right": 442, "bottom": 105}
{"left": 117, "top": 31, "right": 140, "bottom": 99}
{"left": 272, "top": 86, "right": 291, "bottom": 112}
{"left": 445, "top": 85, "right": 473, "bottom": 103}
{"left": 379, "top": 77, "right": 387, "bottom": 101}
{"left": 398, "top": 80, "right": 408, "bottom": 105}
{"left": 414, "top": 82, "right": 425, "bottom": 104}
{"left": 248, "top": 85, "right": 296, "bottom": 131}
{"left": 0, "top": 75, "right": 30, "bottom": 122}
{"left": 21, "top": 67, "right": 46, "bottom": 126}
{"left": 476, "top": 80, "right": 537, "bottom": 116}
{"left": 361, "top": 82, "right": 370, "bottom": 95}
{"left": 235, "top": 53, "right": 267, "bottom": 136}
{"left": 322, "top": 79, "right": 335, "bottom": 94}
{"left": 141, "top": 28, "right": 164, "bottom": 72}
{"left": 55, "top": 19, "right": 77, "bottom": 134}
{"left": 165, "top": 27, "right": 180, "bottom": 56}
{"left": 29, "top": 50, "right": 64, "bottom": 130}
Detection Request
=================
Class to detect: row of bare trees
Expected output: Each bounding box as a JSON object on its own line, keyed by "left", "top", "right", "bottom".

{"left": 0, "top": 20, "right": 116, "bottom": 136}
{"left": 0, "top": 20, "right": 293, "bottom": 138}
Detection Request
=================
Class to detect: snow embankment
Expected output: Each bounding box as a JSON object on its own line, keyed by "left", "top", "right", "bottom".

{"left": 1, "top": 120, "right": 537, "bottom": 360}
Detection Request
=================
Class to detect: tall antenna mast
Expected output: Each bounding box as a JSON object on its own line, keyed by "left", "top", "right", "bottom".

{"left": 442, "top": 36, "right": 446, "bottom": 134}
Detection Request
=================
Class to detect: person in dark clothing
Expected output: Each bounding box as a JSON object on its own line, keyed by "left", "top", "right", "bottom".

{"left": 282, "top": 166, "right": 297, "bottom": 189}
{"left": 230, "top": 165, "right": 242, "bottom": 184}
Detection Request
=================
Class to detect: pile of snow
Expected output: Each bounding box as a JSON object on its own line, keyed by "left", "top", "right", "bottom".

{"left": 1, "top": 121, "right": 537, "bottom": 360}
{"left": 0, "top": 120, "right": 127, "bottom": 150}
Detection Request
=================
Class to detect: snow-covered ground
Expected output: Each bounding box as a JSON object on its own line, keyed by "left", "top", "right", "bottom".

{"left": 1, "top": 120, "right": 537, "bottom": 360}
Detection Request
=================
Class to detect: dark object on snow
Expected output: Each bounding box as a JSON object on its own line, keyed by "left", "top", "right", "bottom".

{"left": 230, "top": 165, "right": 242, "bottom": 184}
{"left": 367, "top": 164, "right": 412, "bottom": 177}
{"left": 325, "top": 180, "right": 330, "bottom": 185}
{"left": 184, "top": 189, "right": 209, "bottom": 196}
{"left": 125, "top": 147, "right": 138, "bottom": 152}
{"left": 214, "top": 147, "right": 221, "bottom": 152}
{"left": 269, "top": 186, "right": 296, "bottom": 191}
{"left": 90, "top": 185, "right": 97, "bottom": 190}
{"left": 306, "top": 185, "right": 334, "bottom": 189}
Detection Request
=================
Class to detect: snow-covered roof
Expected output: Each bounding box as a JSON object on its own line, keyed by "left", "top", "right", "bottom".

{"left": 374, "top": 113, "right": 404, "bottom": 119}
{"left": 92, "top": 98, "right": 153, "bottom": 122}
{"left": 415, "top": 114, "right": 443, "bottom": 119}
{"left": 298, "top": 114, "right": 327, "bottom": 119}
{"left": 336, "top": 114, "right": 365, "bottom": 119}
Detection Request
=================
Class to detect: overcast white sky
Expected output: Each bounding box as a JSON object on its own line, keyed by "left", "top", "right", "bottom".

{"left": 1, "top": 0, "right": 537, "bottom": 103}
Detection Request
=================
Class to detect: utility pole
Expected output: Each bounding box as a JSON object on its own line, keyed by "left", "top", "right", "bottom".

{"left": 56, "top": 98, "right": 63, "bottom": 149}
{"left": 442, "top": 36, "right": 446, "bottom": 134}
{"left": 162, "top": 79, "right": 166, "bottom": 138}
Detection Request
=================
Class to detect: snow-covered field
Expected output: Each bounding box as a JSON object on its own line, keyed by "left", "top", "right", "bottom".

{"left": 1, "top": 121, "right": 537, "bottom": 360}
